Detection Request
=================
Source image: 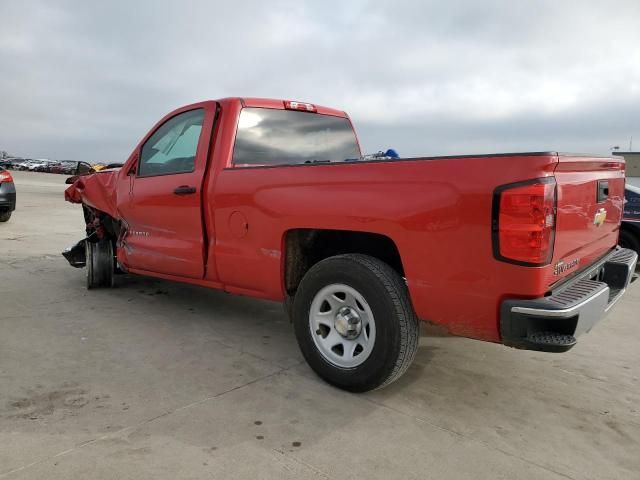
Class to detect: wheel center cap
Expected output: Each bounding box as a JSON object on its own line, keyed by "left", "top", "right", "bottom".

{"left": 334, "top": 307, "right": 362, "bottom": 339}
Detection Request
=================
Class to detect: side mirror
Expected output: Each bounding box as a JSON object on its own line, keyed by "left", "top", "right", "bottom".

{"left": 65, "top": 175, "right": 79, "bottom": 185}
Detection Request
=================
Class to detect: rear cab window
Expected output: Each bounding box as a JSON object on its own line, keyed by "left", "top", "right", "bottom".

{"left": 232, "top": 108, "right": 361, "bottom": 167}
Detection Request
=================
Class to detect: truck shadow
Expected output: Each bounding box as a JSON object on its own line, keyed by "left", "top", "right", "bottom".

{"left": 103, "top": 272, "right": 443, "bottom": 381}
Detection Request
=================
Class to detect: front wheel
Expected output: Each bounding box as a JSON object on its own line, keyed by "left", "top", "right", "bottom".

{"left": 86, "top": 239, "right": 115, "bottom": 289}
{"left": 0, "top": 210, "right": 11, "bottom": 222}
{"left": 292, "top": 254, "right": 419, "bottom": 392}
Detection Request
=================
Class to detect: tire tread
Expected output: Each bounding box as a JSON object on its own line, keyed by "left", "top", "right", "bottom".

{"left": 343, "top": 254, "right": 419, "bottom": 389}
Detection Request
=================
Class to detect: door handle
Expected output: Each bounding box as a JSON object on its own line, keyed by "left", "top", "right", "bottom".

{"left": 174, "top": 185, "right": 197, "bottom": 195}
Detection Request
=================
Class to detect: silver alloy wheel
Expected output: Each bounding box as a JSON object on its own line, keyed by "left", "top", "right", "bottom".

{"left": 309, "top": 283, "right": 376, "bottom": 368}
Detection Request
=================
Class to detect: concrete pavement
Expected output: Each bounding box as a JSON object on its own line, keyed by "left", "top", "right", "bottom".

{"left": 1, "top": 171, "right": 638, "bottom": 479}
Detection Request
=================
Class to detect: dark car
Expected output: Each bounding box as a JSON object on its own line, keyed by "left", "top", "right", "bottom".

{"left": 62, "top": 161, "right": 82, "bottom": 174}
{"left": 0, "top": 167, "right": 16, "bottom": 222}
{"left": 620, "top": 184, "right": 640, "bottom": 255}
{"left": 76, "top": 161, "right": 95, "bottom": 175}
{"left": 0, "top": 158, "right": 15, "bottom": 169}
{"left": 48, "top": 161, "right": 95, "bottom": 175}
{"left": 50, "top": 161, "right": 75, "bottom": 174}
{"left": 48, "top": 162, "right": 66, "bottom": 174}
{"left": 32, "top": 160, "right": 57, "bottom": 172}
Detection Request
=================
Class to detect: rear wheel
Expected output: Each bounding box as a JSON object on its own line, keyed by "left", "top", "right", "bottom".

{"left": 619, "top": 229, "right": 640, "bottom": 256}
{"left": 0, "top": 210, "right": 11, "bottom": 222}
{"left": 86, "top": 239, "right": 115, "bottom": 289}
{"left": 292, "top": 254, "right": 419, "bottom": 392}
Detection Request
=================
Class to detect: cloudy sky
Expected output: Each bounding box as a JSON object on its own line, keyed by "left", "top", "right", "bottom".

{"left": 1, "top": 0, "right": 639, "bottom": 162}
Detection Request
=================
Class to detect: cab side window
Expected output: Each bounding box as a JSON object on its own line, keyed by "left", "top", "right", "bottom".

{"left": 139, "top": 109, "right": 204, "bottom": 177}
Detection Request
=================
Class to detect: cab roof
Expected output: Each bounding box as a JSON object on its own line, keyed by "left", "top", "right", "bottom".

{"left": 238, "top": 97, "right": 348, "bottom": 118}
{"left": 174, "top": 98, "right": 349, "bottom": 118}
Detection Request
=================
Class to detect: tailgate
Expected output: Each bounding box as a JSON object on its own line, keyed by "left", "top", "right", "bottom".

{"left": 548, "top": 154, "right": 625, "bottom": 285}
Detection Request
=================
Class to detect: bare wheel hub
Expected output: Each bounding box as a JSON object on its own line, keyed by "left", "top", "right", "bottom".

{"left": 334, "top": 306, "right": 362, "bottom": 339}
{"left": 308, "top": 284, "right": 377, "bottom": 368}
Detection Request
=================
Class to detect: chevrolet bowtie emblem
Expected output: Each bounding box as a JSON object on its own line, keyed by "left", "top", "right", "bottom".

{"left": 593, "top": 208, "right": 607, "bottom": 227}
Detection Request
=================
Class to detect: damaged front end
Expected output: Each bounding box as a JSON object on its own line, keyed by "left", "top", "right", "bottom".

{"left": 62, "top": 239, "right": 86, "bottom": 268}
{"left": 64, "top": 169, "right": 120, "bottom": 216}
{"left": 62, "top": 204, "right": 122, "bottom": 268}
{"left": 62, "top": 170, "right": 122, "bottom": 273}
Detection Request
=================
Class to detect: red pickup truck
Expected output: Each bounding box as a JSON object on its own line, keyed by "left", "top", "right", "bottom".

{"left": 64, "top": 97, "right": 638, "bottom": 392}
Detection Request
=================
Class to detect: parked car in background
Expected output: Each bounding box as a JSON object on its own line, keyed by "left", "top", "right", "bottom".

{"left": 46, "top": 162, "right": 63, "bottom": 174}
{"left": 0, "top": 157, "right": 21, "bottom": 169}
{"left": 13, "top": 159, "right": 51, "bottom": 171}
{"left": 13, "top": 159, "right": 92, "bottom": 174}
{"left": 49, "top": 161, "right": 77, "bottom": 174}
{"left": 0, "top": 167, "right": 16, "bottom": 222}
{"left": 33, "top": 159, "right": 59, "bottom": 172}
{"left": 27, "top": 159, "right": 51, "bottom": 171}
{"left": 76, "top": 161, "right": 95, "bottom": 175}
{"left": 62, "top": 162, "right": 78, "bottom": 174}
{"left": 620, "top": 184, "right": 640, "bottom": 255}
{"left": 14, "top": 159, "right": 35, "bottom": 170}
{"left": 104, "top": 162, "right": 124, "bottom": 169}
{"left": 9, "top": 158, "right": 24, "bottom": 168}
{"left": 92, "top": 163, "right": 124, "bottom": 171}
{"left": 43, "top": 161, "right": 94, "bottom": 175}
{"left": 35, "top": 161, "right": 58, "bottom": 172}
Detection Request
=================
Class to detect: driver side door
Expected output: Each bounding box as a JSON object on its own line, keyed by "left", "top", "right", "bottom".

{"left": 118, "top": 107, "right": 213, "bottom": 279}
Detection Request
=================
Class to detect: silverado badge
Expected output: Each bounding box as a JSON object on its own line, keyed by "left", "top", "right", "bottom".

{"left": 593, "top": 208, "right": 607, "bottom": 227}
{"left": 553, "top": 258, "right": 580, "bottom": 276}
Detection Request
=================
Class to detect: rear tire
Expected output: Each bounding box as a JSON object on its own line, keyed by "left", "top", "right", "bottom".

{"left": 0, "top": 210, "right": 11, "bottom": 222}
{"left": 619, "top": 229, "right": 640, "bottom": 256}
{"left": 292, "top": 254, "right": 419, "bottom": 392}
{"left": 86, "top": 239, "right": 115, "bottom": 289}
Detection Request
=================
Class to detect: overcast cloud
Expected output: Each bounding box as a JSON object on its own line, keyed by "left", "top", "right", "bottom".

{"left": 1, "top": 0, "right": 639, "bottom": 162}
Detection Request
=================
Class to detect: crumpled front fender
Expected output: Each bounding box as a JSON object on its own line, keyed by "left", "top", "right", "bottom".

{"left": 64, "top": 170, "right": 120, "bottom": 218}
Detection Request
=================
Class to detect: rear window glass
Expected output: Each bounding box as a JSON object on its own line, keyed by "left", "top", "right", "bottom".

{"left": 232, "top": 108, "right": 361, "bottom": 166}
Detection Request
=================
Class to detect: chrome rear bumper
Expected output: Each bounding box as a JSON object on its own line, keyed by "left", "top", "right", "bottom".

{"left": 500, "top": 247, "right": 638, "bottom": 352}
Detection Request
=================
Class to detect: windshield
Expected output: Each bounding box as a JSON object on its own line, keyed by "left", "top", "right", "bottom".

{"left": 232, "top": 108, "right": 361, "bottom": 166}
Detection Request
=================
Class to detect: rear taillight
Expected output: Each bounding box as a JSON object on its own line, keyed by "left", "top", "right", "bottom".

{"left": 0, "top": 170, "right": 13, "bottom": 183}
{"left": 492, "top": 177, "right": 556, "bottom": 266}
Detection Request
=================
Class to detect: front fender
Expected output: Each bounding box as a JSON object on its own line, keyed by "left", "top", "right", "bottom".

{"left": 64, "top": 170, "right": 120, "bottom": 218}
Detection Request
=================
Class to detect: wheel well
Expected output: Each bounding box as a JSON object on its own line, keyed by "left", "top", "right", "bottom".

{"left": 82, "top": 204, "right": 120, "bottom": 241}
{"left": 283, "top": 229, "right": 405, "bottom": 296}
